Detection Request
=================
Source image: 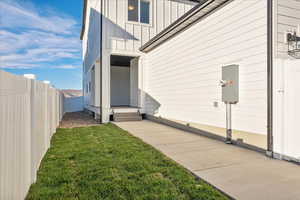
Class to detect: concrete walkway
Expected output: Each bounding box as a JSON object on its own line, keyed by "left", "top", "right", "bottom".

{"left": 115, "top": 120, "right": 300, "bottom": 200}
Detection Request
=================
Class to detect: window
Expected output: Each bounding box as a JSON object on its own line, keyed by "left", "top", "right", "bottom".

{"left": 128, "top": 0, "right": 151, "bottom": 24}
{"left": 128, "top": 0, "right": 139, "bottom": 22}
{"left": 89, "top": 81, "right": 91, "bottom": 93}
{"left": 140, "top": 0, "right": 150, "bottom": 24}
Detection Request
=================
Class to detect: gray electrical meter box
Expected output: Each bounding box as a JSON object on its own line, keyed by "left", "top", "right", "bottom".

{"left": 221, "top": 65, "right": 239, "bottom": 104}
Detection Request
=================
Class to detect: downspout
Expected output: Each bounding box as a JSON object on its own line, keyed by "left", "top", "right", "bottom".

{"left": 100, "top": 0, "right": 103, "bottom": 123}
{"left": 267, "top": 0, "right": 274, "bottom": 157}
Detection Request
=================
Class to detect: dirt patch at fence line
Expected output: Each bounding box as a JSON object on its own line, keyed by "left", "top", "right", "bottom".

{"left": 60, "top": 111, "right": 100, "bottom": 128}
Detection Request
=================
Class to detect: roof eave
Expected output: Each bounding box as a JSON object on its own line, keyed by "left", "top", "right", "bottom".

{"left": 79, "top": 0, "right": 201, "bottom": 41}
{"left": 140, "top": 0, "right": 232, "bottom": 53}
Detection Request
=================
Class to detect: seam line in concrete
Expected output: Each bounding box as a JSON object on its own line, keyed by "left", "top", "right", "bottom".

{"left": 193, "top": 163, "right": 242, "bottom": 172}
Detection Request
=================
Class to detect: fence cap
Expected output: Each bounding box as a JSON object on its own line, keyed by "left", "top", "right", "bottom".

{"left": 23, "top": 74, "right": 36, "bottom": 79}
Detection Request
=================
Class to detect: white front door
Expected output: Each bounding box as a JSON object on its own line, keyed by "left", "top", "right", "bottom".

{"left": 110, "top": 66, "right": 130, "bottom": 106}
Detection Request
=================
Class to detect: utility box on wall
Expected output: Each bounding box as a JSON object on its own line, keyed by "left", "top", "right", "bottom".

{"left": 221, "top": 65, "right": 239, "bottom": 104}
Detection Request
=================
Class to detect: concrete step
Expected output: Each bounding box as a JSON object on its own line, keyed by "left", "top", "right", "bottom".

{"left": 113, "top": 112, "right": 142, "bottom": 122}
{"left": 114, "top": 113, "right": 141, "bottom": 117}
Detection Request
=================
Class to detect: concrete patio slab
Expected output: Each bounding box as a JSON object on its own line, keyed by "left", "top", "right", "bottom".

{"left": 115, "top": 120, "right": 300, "bottom": 200}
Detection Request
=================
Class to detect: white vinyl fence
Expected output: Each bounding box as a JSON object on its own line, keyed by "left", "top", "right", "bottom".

{"left": 0, "top": 70, "right": 65, "bottom": 200}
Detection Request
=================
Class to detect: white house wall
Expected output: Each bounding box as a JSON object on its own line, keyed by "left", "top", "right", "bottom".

{"left": 101, "top": 0, "right": 196, "bottom": 54}
{"left": 144, "top": 0, "right": 268, "bottom": 135}
{"left": 95, "top": 61, "right": 101, "bottom": 107}
{"left": 83, "top": 62, "right": 101, "bottom": 109}
{"left": 83, "top": 70, "right": 91, "bottom": 107}
{"left": 83, "top": 0, "right": 102, "bottom": 71}
{"left": 82, "top": 0, "right": 196, "bottom": 119}
{"left": 99, "top": 0, "right": 196, "bottom": 122}
{"left": 82, "top": 0, "right": 102, "bottom": 109}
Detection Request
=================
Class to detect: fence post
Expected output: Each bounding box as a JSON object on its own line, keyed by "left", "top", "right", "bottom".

{"left": 43, "top": 81, "right": 50, "bottom": 151}
{"left": 24, "top": 74, "right": 37, "bottom": 184}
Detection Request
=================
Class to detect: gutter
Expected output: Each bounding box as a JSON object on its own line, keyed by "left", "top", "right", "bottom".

{"left": 139, "top": 0, "right": 211, "bottom": 52}
{"left": 140, "top": 0, "right": 232, "bottom": 53}
{"left": 100, "top": 0, "right": 103, "bottom": 123}
{"left": 267, "top": 0, "right": 273, "bottom": 157}
{"left": 80, "top": 0, "right": 88, "bottom": 40}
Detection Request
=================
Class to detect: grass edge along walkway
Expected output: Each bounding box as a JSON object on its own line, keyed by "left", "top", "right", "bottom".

{"left": 26, "top": 123, "right": 230, "bottom": 200}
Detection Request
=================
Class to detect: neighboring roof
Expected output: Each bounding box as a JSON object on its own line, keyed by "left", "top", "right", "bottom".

{"left": 140, "top": 0, "right": 232, "bottom": 53}
{"left": 80, "top": 0, "right": 203, "bottom": 40}
{"left": 61, "top": 90, "right": 83, "bottom": 98}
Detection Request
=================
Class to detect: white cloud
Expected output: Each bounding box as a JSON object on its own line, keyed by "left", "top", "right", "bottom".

{"left": 0, "top": 0, "right": 82, "bottom": 69}
{"left": 53, "top": 65, "right": 80, "bottom": 69}
{"left": 0, "top": 63, "right": 40, "bottom": 69}
{"left": 0, "top": 1, "right": 78, "bottom": 34}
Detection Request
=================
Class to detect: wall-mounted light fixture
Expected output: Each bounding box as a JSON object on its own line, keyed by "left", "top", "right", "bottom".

{"left": 287, "top": 27, "right": 300, "bottom": 59}
{"left": 128, "top": 5, "right": 135, "bottom": 11}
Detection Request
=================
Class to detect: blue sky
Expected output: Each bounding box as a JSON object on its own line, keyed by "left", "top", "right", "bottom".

{"left": 0, "top": 0, "right": 83, "bottom": 89}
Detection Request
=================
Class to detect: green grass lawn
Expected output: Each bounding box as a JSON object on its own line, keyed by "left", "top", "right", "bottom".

{"left": 26, "top": 124, "right": 229, "bottom": 200}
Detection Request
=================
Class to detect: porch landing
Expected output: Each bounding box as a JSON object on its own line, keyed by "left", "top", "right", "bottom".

{"left": 115, "top": 120, "right": 300, "bottom": 200}
{"left": 110, "top": 106, "right": 142, "bottom": 114}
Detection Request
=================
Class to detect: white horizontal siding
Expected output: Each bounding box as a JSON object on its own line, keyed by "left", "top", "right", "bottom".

{"left": 144, "top": 0, "right": 268, "bottom": 135}
{"left": 275, "top": 0, "right": 300, "bottom": 59}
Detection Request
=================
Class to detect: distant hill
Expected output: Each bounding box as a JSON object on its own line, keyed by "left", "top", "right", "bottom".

{"left": 61, "top": 90, "right": 82, "bottom": 98}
